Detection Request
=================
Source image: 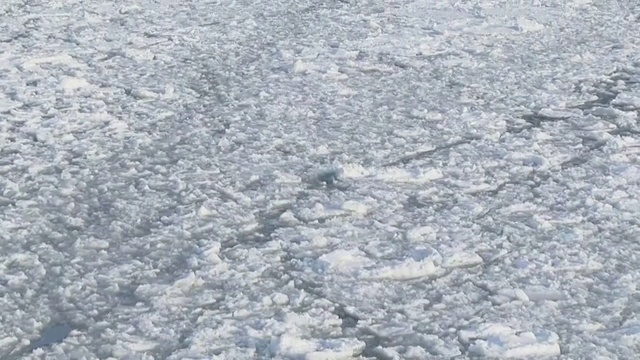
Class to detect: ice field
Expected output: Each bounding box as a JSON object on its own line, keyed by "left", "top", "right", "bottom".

{"left": 1, "top": 0, "right": 640, "bottom": 358}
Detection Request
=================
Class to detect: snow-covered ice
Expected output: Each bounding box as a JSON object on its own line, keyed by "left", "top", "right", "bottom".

{"left": 1, "top": 0, "right": 640, "bottom": 359}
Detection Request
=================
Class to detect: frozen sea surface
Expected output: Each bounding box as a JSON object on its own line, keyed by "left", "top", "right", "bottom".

{"left": 1, "top": 0, "right": 640, "bottom": 359}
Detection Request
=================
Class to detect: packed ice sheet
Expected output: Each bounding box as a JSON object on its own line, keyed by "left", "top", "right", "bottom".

{"left": 1, "top": 0, "right": 640, "bottom": 359}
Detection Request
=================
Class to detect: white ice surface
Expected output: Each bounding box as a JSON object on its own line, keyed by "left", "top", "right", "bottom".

{"left": 1, "top": 0, "right": 640, "bottom": 359}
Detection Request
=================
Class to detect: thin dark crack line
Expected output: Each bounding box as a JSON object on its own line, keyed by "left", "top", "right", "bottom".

{"left": 384, "top": 136, "right": 480, "bottom": 167}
